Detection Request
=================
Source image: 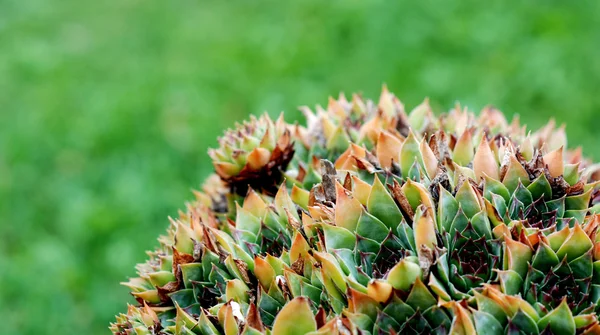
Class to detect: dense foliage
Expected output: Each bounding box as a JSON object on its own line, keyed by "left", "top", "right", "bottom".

{"left": 2, "top": 2, "right": 600, "bottom": 334}
{"left": 113, "top": 89, "right": 600, "bottom": 334}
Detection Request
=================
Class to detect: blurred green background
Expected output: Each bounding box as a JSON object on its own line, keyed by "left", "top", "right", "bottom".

{"left": 1, "top": 0, "right": 599, "bottom": 333}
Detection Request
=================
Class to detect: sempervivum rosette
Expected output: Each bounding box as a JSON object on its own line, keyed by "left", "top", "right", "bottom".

{"left": 208, "top": 114, "right": 296, "bottom": 196}
{"left": 112, "top": 87, "right": 600, "bottom": 335}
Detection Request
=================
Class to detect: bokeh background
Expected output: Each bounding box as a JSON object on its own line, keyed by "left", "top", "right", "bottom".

{"left": 1, "top": 0, "right": 599, "bottom": 333}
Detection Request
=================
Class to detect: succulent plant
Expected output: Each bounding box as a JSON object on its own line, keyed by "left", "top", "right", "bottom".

{"left": 208, "top": 114, "right": 295, "bottom": 196}
{"left": 112, "top": 87, "right": 600, "bottom": 335}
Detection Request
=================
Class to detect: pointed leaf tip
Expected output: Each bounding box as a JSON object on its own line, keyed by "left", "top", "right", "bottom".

{"left": 474, "top": 135, "right": 499, "bottom": 180}
{"left": 544, "top": 146, "right": 564, "bottom": 178}
{"left": 272, "top": 297, "right": 317, "bottom": 335}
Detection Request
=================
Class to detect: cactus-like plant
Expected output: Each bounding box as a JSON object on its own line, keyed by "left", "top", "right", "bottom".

{"left": 111, "top": 87, "right": 600, "bottom": 335}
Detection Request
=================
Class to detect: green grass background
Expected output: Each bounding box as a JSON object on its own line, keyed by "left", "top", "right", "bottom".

{"left": 1, "top": 0, "right": 599, "bottom": 333}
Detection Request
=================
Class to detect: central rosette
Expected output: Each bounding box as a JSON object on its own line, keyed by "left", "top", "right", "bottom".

{"left": 450, "top": 232, "right": 497, "bottom": 290}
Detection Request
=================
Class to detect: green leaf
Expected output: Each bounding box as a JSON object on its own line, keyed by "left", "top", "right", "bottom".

{"left": 181, "top": 263, "right": 203, "bottom": 288}
{"left": 508, "top": 197, "right": 524, "bottom": 220}
{"left": 548, "top": 227, "right": 570, "bottom": 252}
{"left": 455, "top": 181, "right": 481, "bottom": 218}
{"left": 326, "top": 125, "right": 351, "bottom": 152}
{"left": 285, "top": 270, "right": 306, "bottom": 298}
{"left": 564, "top": 210, "right": 588, "bottom": 225}
{"left": 593, "top": 261, "right": 600, "bottom": 285}
{"left": 484, "top": 175, "right": 510, "bottom": 203}
{"left": 556, "top": 225, "right": 593, "bottom": 262}
{"left": 527, "top": 173, "right": 552, "bottom": 201}
{"left": 471, "top": 210, "right": 492, "bottom": 239}
{"left": 474, "top": 291, "right": 507, "bottom": 326}
{"left": 396, "top": 221, "right": 416, "bottom": 252}
{"left": 373, "top": 312, "right": 401, "bottom": 334}
{"left": 453, "top": 130, "right": 474, "bottom": 166}
{"left": 356, "top": 235, "right": 382, "bottom": 254}
{"left": 400, "top": 130, "right": 423, "bottom": 177}
{"left": 497, "top": 270, "right": 523, "bottom": 296}
{"left": 569, "top": 251, "right": 593, "bottom": 279}
{"left": 473, "top": 310, "right": 504, "bottom": 335}
{"left": 564, "top": 163, "right": 580, "bottom": 185}
{"left": 449, "top": 208, "right": 469, "bottom": 237}
{"left": 333, "top": 249, "right": 359, "bottom": 279}
{"left": 408, "top": 100, "right": 431, "bottom": 132}
{"left": 438, "top": 186, "right": 459, "bottom": 232}
{"left": 235, "top": 204, "right": 262, "bottom": 236}
{"left": 502, "top": 157, "right": 530, "bottom": 193}
{"left": 348, "top": 289, "right": 378, "bottom": 321}
{"left": 546, "top": 196, "right": 565, "bottom": 218}
{"left": 321, "top": 223, "right": 355, "bottom": 250}
{"left": 314, "top": 252, "right": 347, "bottom": 293}
{"left": 226, "top": 279, "right": 250, "bottom": 303}
{"left": 367, "top": 176, "right": 403, "bottom": 230}
{"left": 148, "top": 271, "right": 176, "bottom": 287}
{"left": 423, "top": 305, "right": 452, "bottom": 330}
{"left": 512, "top": 309, "right": 539, "bottom": 335}
{"left": 537, "top": 300, "right": 575, "bottom": 335}
{"left": 175, "top": 303, "right": 199, "bottom": 334}
{"left": 168, "top": 289, "right": 195, "bottom": 309}
{"left": 242, "top": 327, "right": 264, "bottom": 335}
{"left": 405, "top": 278, "right": 436, "bottom": 311}
{"left": 531, "top": 242, "right": 559, "bottom": 273}
{"left": 356, "top": 210, "right": 390, "bottom": 243}
{"left": 344, "top": 311, "right": 373, "bottom": 331}
{"left": 491, "top": 193, "right": 508, "bottom": 222}
{"left": 428, "top": 273, "right": 451, "bottom": 301}
{"left": 565, "top": 189, "right": 593, "bottom": 211}
{"left": 504, "top": 239, "right": 532, "bottom": 279}
{"left": 436, "top": 253, "right": 451, "bottom": 285}
{"left": 574, "top": 313, "right": 598, "bottom": 330}
{"left": 382, "top": 298, "right": 416, "bottom": 325}
{"left": 512, "top": 182, "right": 533, "bottom": 208}
{"left": 388, "top": 258, "right": 422, "bottom": 291}
{"left": 272, "top": 297, "right": 317, "bottom": 335}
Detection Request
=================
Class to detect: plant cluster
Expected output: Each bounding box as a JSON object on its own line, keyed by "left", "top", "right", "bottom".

{"left": 112, "top": 88, "right": 600, "bottom": 335}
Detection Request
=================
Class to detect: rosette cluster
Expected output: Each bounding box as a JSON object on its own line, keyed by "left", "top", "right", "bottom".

{"left": 112, "top": 87, "right": 600, "bottom": 335}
